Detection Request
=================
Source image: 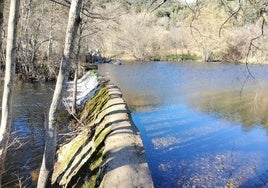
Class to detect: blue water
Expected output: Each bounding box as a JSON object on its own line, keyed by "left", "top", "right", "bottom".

{"left": 0, "top": 83, "right": 55, "bottom": 187}
{"left": 133, "top": 104, "right": 268, "bottom": 187}
{"left": 99, "top": 61, "right": 268, "bottom": 187}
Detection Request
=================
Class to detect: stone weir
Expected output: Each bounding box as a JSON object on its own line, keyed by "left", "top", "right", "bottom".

{"left": 51, "top": 79, "right": 154, "bottom": 187}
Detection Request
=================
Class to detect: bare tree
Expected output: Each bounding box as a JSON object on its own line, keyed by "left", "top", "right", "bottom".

{"left": 37, "top": 0, "right": 82, "bottom": 187}
{"left": 0, "top": 0, "right": 20, "bottom": 185}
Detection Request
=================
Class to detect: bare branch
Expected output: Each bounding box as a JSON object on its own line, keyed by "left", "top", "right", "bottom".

{"left": 150, "top": 0, "right": 167, "bottom": 12}
{"left": 7, "top": 136, "right": 29, "bottom": 150}
{"left": 245, "top": 15, "right": 266, "bottom": 77}
{"left": 62, "top": 98, "right": 86, "bottom": 127}
{"left": 239, "top": 75, "right": 251, "bottom": 98}
{"left": 219, "top": 0, "right": 235, "bottom": 14}
{"left": 49, "top": 0, "right": 114, "bottom": 20}
{"left": 49, "top": 0, "right": 70, "bottom": 8}
{"left": 185, "top": 0, "right": 204, "bottom": 42}
{"left": 81, "top": 8, "right": 110, "bottom": 20}
{"left": 219, "top": 0, "right": 241, "bottom": 37}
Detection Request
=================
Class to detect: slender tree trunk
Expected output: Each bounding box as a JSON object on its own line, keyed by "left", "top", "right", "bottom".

{"left": 72, "top": 66, "right": 78, "bottom": 114}
{"left": 23, "top": 0, "right": 32, "bottom": 71}
{"left": 0, "top": 0, "right": 4, "bottom": 65}
{"left": 29, "top": 0, "right": 44, "bottom": 75}
{"left": 72, "top": 22, "right": 83, "bottom": 114}
{"left": 37, "top": 0, "right": 82, "bottom": 187}
{"left": 0, "top": 0, "right": 20, "bottom": 185}
{"left": 48, "top": 1, "right": 55, "bottom": 62}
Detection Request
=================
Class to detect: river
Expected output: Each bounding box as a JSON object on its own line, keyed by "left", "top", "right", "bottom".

{"left": 0, "top": 82, "right": 69, "bottom": 187}
{"left": 2, "top": 61, "right": 268, "bottom": 187}
{"left": 98, "top": 61, "right": 268, "bottom": 187}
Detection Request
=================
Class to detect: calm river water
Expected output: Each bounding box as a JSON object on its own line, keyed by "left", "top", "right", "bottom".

{"left": 99, "top": 61, "right": 268, "bottom": 187}
{"left": 0, "top": 83, "right": 55, "bottom": 187}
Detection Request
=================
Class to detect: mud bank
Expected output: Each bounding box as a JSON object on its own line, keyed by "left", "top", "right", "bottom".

{"left": 52, "top": 82, "right": 153, "bottom": 187}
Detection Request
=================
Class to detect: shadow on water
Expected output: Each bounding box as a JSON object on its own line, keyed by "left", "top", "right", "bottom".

{"left": 99, "top": 61, "right": 268, "bottom": 187}
{"left": 133, "top": 104, "right": 268, "bottom": 187}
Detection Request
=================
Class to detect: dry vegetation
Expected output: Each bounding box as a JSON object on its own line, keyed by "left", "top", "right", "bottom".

{"left": 0, "top": 0, "right": 267, "bottom": 81}
{"left": 101, "top": 0, "right": 268, "bottom": 63}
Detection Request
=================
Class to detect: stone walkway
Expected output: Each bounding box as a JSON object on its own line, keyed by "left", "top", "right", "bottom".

{"left": 99, "top": 84, "right": 154, "bottom": 188}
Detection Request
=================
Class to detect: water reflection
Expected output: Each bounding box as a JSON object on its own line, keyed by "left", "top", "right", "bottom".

{"left": 192, "top": 89, "right": 268, "bottom": 131}
{"left": 133, "top": 100, "right": 268, "bottom": 187}
{"left": 126, "top": 92, "right": 160, "bottom": 111}
{"left": 99, "top": 62, "right": 268, "bottom": 187}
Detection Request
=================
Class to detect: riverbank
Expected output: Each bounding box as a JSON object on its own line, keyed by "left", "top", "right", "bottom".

{"left": 105, "top": 51, "right": 268, "bottom": 64}
{"left": 52, "top": 77, "right": 153, "bottom": 187}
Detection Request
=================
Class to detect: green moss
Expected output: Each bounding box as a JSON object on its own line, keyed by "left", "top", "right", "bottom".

{"left": 93, "top": 127, "right": 111, "bottom": 148}
{"left": 52, "top": 133, "right": 89, "bottom": 183}
{"left": 54, "top": 85, "right": 120, "bottom": 187}
{"left": 81, "top": 128, "right": 112, "bottom": 188}
{"left": 164, "top": 54, "right": 198, "bottom": 61}
{"left": 57, "top": 121, "right": 112, "bottom": 186}
{"left": 80, "top": 87, "right": 110, "bottom": 124}
{"left": 82, "top": 146, "right": 105, "bottom": 188}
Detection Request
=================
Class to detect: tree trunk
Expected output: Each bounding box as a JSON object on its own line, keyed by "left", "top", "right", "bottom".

{"left": 48, "top": 1, "right": 55, "bottom": 62}
{"left": 29, "top": 0, "right": 44, "bottom": 73}
{"left": 72, "top": 21, "right": 83, "bottom": 114}
{"left": 72, "top": 67, "right": 78, "bottom": 114}
{"left": 0, "top": 0, "right": 20, "bottom": 185}
{"left": 37, "top": 0, "right": 82, "bottom": 187}
{"left": 0, "top": 0, "right": 4, "bottom": 64}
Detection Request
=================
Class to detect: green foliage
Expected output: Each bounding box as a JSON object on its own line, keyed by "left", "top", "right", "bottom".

{"left": 154, "top": 2, "right": 189, "bottom": 20}
{"left": 170, "top": 3, "right": 187, "bottom": 14}
{"left": 80, "top": 87, "right": 110, "bottom": 124}
{"left": 164, "top": 54, "right": 198, "bottom": 61}
{"left": 155, "top": 10, "right": 171, "bottom": 18}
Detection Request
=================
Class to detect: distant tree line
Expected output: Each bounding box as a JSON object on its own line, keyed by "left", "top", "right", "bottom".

{"left": 95, "top": 0, "right": 267, "bottom": 63}
{"left": 0, "top": 0, "right": 266, "bottom": 82}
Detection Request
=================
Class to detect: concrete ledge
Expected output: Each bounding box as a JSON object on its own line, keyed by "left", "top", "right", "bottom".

{"left": 52, "top": 83, "right": 153, "bottom": 187}
{"left": 99, "top": 84, "right": 153, "bottom": 188}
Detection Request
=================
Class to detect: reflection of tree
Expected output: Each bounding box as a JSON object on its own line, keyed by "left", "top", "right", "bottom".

{"left": 193, "top": 89, "right": 268, "bottom": 131}
{"left": 126, "top": 92, "right": 161, "bottom": 112}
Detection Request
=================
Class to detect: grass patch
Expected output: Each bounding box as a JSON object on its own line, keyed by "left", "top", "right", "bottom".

{"left": 164, "top": 54, "right": 198, "bottom": 61}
